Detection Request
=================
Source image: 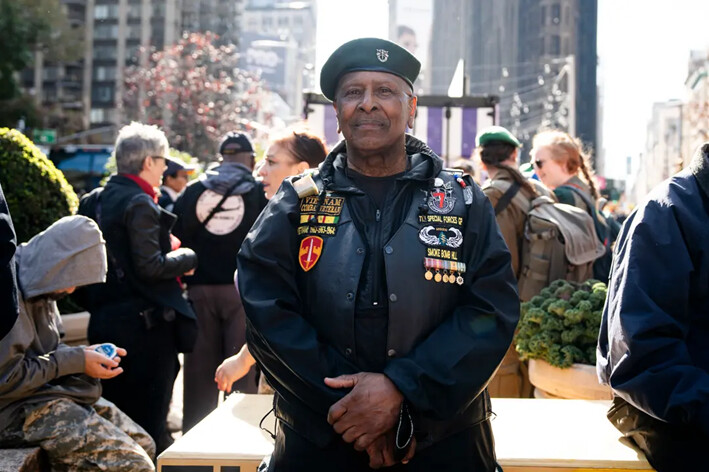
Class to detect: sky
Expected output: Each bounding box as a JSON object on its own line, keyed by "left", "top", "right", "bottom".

{"left": 316, "top": 1, "right": 709, "bottom": 180}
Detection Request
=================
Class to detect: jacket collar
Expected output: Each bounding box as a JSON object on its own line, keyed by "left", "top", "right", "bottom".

{"left": 120, "top": 174, "right": 158, "bottom": 202}
{"left": 690, "top": 143, "right": 709, "bottom": 200}
{"left": 319, "top": 134, "right": 443, "bottom": 193}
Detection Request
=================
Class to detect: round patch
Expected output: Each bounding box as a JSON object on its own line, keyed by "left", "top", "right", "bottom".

{"left": 195, "top": 190, "right": 245, "bottom": 236}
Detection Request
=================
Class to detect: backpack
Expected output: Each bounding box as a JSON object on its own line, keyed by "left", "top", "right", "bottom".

{"left": 558, "top": 184, "right": 621, "bottom": 283}
{"left": 485, "top": 180, "right": 606, "bottom": 301}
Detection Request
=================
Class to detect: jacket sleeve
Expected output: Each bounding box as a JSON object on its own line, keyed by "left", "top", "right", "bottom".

{"left": 124, "top": 194, "right": 197, "bottom": 282}
{"left": 597, "top": 200, "right": 709, "bottom": 432}
{"left": 0, "top": 305, "right": 85, "bottom": 402}
{"left": 238, "top": 183, "right": 360, "bottom": 416}
{"left": 384, "top": 185, "right": 520, "bottom": 419}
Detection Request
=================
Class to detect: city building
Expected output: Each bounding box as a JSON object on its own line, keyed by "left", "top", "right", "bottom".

{"left": 429, "top": 0, "right": 598, "bottom": 163}
{"left": 22, "top": 0, "right": 248, "bottom": 142}
{"left": 681, "top": 49, "right": 709, "bottom": 169}
{"left": 241, "top": 1, "right": 317, "bottom": 117}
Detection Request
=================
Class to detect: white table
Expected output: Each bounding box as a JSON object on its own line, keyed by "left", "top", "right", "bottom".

{"left": 158, "top": 394, "right": 654, "bottom": 471}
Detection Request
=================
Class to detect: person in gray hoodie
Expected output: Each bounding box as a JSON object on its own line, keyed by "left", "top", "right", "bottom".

{"left": 0, "top": 215, "right": 155, "bottom": 471}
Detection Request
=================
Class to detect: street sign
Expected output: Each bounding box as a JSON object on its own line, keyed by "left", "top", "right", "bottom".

{"left": 33, "top": 129, "right": 57, "bottom": 145}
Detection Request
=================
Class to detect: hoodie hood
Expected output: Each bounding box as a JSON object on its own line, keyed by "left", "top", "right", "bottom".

{"left": 201, "top": 162, "right": 257, "bottom": 195}
{"left": 16, "top": 215, "right": 107, "bottom": 299}
{"left": 320, "top": 134, "right": 443, "bottom": 191}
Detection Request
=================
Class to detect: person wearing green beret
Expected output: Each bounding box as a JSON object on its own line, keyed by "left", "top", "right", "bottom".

{"left": 237, "top": 37, "right": 518, "bottom": 471}
{"left": 477, "top": 126, "right": 553, "bottom": 400}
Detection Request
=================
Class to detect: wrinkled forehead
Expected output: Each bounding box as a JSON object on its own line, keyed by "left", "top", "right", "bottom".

{"left": 335, "top": 70, "right": 412, "bottom": 95}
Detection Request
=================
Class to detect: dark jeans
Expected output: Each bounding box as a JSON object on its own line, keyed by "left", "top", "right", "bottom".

{"left": 88, "top": 299, "right": 179, "bottom": 455}
{"left": 607, "top": 396, "right": 707, "bottom": 471}
{"left": 268, "top": 420, "right": 498, "bottom": 472}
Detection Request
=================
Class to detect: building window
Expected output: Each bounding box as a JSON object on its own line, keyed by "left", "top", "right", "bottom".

{"left": 42, "top": 67, "right": 58, "bottom": 81}
{"left": 153, "top": 2, "right": 165, "bottom": 17}
{"left": 539, "top": 37, "right": 545, "bottom": 56}
{"left": 92, "top": 85, "right": 114, "bottom": 103}
{"left": 540, "top": 5, "right": 546, "bottom": 26}
{"left": 262, "top": 17, "right": 273, "bottom": 28}
{"left": 94, "top": 45, "right": 117, "bottom": 60}
{"left": 564, "top": 6, "right": 570, "bottom": 25}
{"left": 128, "top": 24, "right": 142, "bottom": 40}
{"left": 551, "top": 35, "right": 560, "bottom": 55}
{"left": 95, "top": 4, "right": 118, "bottom": 19}
{"left": 94, "top": 24, "right": 118, "bottom": 39}
{"left": 278, "top": 16, "right": 288, "bottom": 27}
{"left": 551, "top": 4, "right": 561, "bottom": 24}
{"left": 128, "top": 4, "right": 142, "bottom": 19}
{"left": 90, "top": 108, "right": 116, "bottom": 123}
{"left": 93, "top": 66, "right": 116, "bottom": 81}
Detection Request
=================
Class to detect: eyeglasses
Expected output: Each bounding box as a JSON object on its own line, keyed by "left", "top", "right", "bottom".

{"left": 532, "top": 159, "right": 545, "bottom": 169}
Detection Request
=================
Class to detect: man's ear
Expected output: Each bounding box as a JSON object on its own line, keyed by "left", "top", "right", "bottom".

{"left": 333, "top": 102, "right": 341, "bottom": 134}
{"left": 407, "top": 96, "right": 417, "bottom": 129}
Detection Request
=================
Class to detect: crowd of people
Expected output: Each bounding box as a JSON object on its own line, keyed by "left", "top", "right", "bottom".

{"left": 0, "top": 36, "right": 706, "bottom": 472}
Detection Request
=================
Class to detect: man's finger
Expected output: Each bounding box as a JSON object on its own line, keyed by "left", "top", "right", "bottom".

{"left": 324, "top": 375, "right": 357, "bottom": 389}
{"left": 367, "top": 442, "right": 385, "bottom": 469}
{"left": 327, "top": 400, "right": 348, "bottom": 425}
{"left": 340, "top": 425, "right": 361, "bottom": 443}
{"left": 401, "top": 436, "right": 417, "bottom": 464}
{"left": 115, "top": 347, "right": 127, "bottom": 356}
{"left": 353, "top": 433, "right": 375, "bottom": 452}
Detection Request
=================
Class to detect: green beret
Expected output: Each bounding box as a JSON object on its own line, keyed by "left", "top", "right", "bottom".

{"left": 476, "top": 126, "right": 522, "bottom": 148}
{"left": 320, "top": 37, "right": 421, "bottom": 101}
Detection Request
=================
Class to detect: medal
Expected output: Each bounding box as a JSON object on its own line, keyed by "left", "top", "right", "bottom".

{"left": 456, "top": 275, "right": 464, "bottom": 285}
{"left": 425, "top": 269, "right": 433, "bottom": 280}
{"left": 448, "top": 272, "right": 456, "bottom": 284}
{"left": 442, "top": 273, "right": 449, "bottom": 283}
{"left": 434, "top": 270, "right": 442, "bottom": 282}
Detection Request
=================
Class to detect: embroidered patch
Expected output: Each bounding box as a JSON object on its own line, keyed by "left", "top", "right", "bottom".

{"left": 299, "top": 214, "right": 340, "bottom": 224}
{"left": 418, "top": 226, "right": 463, "bottom": 248}
{"left": 427, "top": 182, "right": 456, "bottom": 214}
{"left": 417, "top": 214, "right": 464, "bottom": 226}
{"left": 300, "top": 196, "right": 344, "bottom": 215}
{"left": 297, "top": 225, "right": 337, "bottom": 236}
{"left": 299, "top": 236, "right": 323, "bottom": 271}
{"left": 463, "top": 187, "right": 473, "bottom": 205}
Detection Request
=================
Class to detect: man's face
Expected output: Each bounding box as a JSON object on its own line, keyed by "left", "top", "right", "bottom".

{"left": 334, "top": 71, "right": 416, "bottom": 155}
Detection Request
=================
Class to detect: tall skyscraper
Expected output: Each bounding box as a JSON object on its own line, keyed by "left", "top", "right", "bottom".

{"left": 429, "top": 0, "right": 598, "bottom": 162}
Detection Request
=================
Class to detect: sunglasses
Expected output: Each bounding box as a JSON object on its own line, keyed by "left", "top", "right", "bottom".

{"left": 532, "top": 159, "right": 546, "bottom": 169}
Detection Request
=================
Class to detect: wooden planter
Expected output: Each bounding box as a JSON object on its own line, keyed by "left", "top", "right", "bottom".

{"left": 528, "top": 359, "right": 612, "bottom": 400}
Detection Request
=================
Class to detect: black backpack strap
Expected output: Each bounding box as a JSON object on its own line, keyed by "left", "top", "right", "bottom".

{"left": 95, "top": 190, "right": 125, "bottom": 280}
{"left": 199, "top": 179, "right": 243, "bottom": 229}
{"left": 494, "top": 180, "right": 522, "bottom": 215}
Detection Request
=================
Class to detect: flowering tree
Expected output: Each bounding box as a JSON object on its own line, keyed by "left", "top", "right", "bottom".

{"left": 123, "top": 32, "right": 266, "bottom": 159}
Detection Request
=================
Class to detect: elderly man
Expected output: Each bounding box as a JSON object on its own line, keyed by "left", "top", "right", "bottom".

{"left": 0, "top": 215, "right": 155, "bottom": 471}
{"left": 78, "top": 122, "right": 198, "bottom": 453}
{"left": 237, "top": 38, "right": 519, "bottom": 471}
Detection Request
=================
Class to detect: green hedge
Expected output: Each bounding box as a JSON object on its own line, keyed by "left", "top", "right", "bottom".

{"left": 0, "top": 128, "right": 78, "bottom": 242}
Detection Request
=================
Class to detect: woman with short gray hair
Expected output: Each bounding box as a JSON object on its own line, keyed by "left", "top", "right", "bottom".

{"left": 114, "top": 122, "right": 170, "bottom": 176}
{"left": 77, "top": 121, "right": 198, "bottom": 453}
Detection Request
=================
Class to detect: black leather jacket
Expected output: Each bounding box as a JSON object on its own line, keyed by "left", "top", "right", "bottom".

{"left": 78, "top": 175, "right": 197, "bottom": 318}
{"left": 238, "top": 136, "right": 519, "bottom": 448}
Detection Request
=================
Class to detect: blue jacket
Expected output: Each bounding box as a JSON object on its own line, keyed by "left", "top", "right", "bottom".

{"left": 598, "top": 143, "right": 709, "bottom": 434}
